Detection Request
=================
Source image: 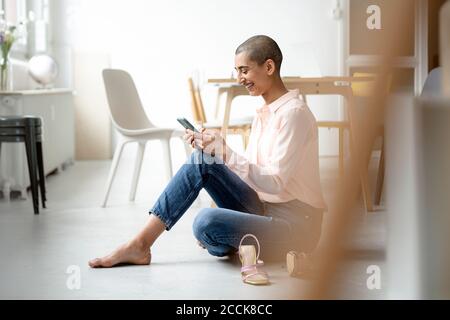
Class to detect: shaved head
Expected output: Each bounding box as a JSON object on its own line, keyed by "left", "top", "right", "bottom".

{"left": 235, "top": 35, "right": 283, "bottom": 74}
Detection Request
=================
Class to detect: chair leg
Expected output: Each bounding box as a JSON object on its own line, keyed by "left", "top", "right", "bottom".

{"left": 25, "top": 126, "right": 40, "bottom": 214}
{"left": 129, "top": 141, "right": 146, "bottom": 202}
{"left": 240, "top": 128, "right": 250, "bottom": 149}
{"left": 348, "top": 128, "right": 374, "bottom": 213}
{"left": 246, "top": 128, "right": 251, "bottom": 147}
{"left": 181, "top": 137, "right": 192, "bottom": 158}
{"left": 375, "top": 137, "right": 385, "bottom": 206}
{"left": 339, "top": 127, "right": 344, "bottom": 178}
{"left": 36, "top": 140, "right": 47, "bottom": 208}
{"left": 360, "top": 169, "right": 373, "bottom": 212}
{"left": 0, "top": 141, "right": 2, "bottom": 179}
{"left": 0, "top": 141, "right": 4, "bottom": 200}
{"left": 101, "top": 139, "right": 127, "bottom": 207}
{"left": 161, "top": 139, "right": 173, "bottom": 180}
{"left": 240, "top": 133, "right": 247, "bottom": 150}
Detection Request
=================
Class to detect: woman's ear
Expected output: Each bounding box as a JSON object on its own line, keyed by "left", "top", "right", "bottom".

{"left": 265, "top": 59, "right": 276, "bottom": 76}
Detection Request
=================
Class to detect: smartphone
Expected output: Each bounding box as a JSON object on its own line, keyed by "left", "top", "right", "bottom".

{"left": 177, "top": 117, "right": 199, "bottom": 132}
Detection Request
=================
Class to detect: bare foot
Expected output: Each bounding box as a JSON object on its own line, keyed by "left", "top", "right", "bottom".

{"left": 89, "top": 240, "right": 151, "bottom": 268}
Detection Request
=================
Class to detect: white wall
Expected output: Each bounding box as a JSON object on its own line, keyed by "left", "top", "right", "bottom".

{"left": 59, "top": 0, "right": 344, "bottom": 156}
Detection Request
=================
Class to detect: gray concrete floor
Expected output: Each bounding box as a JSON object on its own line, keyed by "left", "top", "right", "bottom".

{"left": 0, "top": 142, "right": 387, "bottom": 299}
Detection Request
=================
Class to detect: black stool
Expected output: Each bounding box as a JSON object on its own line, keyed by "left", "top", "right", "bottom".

{"left": 0, "top": 116, "right": 46, "bottom": 214}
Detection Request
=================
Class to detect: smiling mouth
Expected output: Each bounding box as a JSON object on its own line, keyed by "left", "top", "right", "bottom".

{"left": 245, "top": 83, "right": 255, "bottom": 90}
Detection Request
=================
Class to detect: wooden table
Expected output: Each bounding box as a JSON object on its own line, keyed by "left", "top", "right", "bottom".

{"left": 207, "top": 76, "right": 378, "bottom": 212}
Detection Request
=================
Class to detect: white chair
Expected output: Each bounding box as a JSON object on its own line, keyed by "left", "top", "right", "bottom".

{"left": 101, "top": 69, "right": 188, "bottom": 207}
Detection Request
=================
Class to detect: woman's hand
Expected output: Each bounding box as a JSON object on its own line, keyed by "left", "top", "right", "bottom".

{"left": 183, "top": 129, "right": 196, "bottom": 148}
{"left": 183, "top": 129, "right": 207, "bottom": 150}
{"left": 184, "top": 128, "right": 228, "bottom": 159}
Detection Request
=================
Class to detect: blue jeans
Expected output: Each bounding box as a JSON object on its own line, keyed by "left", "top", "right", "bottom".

{"left": 150, "top": 151, "right": 323, "bottom": 260}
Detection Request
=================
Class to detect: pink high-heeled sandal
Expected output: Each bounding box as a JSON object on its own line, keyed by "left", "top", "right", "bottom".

{"left": 238, "top": 234, "right": 270, "bottom": 285}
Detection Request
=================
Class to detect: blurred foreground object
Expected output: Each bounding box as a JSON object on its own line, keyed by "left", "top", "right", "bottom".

{"left": 295, "top": 1, "right": 450, "bottom": 299}
{"left": 387, "top": 93, "right": 450, "bottom": 299}
{"left": 385, "top": 95, "right": 422, "bottom": 299}
{"left": 441, "top": 0, "right": 450, "bottom": 96}
{"left": 417, "top": 97, "right": 450, "bottom": 298}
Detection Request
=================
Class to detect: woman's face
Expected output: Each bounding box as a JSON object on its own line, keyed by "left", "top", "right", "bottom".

{"left": 234, "top": 51, "right": 274, "bottom": 96}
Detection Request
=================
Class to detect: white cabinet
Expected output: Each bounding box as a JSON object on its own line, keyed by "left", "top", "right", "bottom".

{"left": 0, "top": 89, "right": 74, "bottom": 198}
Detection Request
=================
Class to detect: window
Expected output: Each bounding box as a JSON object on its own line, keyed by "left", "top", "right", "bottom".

{"left": 1, "top": 0, "right": 27, "bottom": 54}
{"left": 1, "top": 0, "right": 50, "bottom": 57}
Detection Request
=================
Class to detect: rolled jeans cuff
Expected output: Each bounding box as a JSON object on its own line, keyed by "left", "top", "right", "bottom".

{"left": 149, "top": 209, "right": 173, "bottom": 231}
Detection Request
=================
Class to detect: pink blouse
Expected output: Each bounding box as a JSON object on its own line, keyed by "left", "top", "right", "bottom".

{"left": 225, "top": 89, "right": 327, "bottom": 210}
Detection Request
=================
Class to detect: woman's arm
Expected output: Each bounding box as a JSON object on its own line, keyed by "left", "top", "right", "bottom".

{"left": 187, "top": 107, "right": 314, "bottom": 195}
{"left": 226, "top": 108, "right": 313, "bottom": 194}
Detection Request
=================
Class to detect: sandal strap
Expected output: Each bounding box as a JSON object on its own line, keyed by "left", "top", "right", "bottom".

{"left": 242, "top": 269, "right": 269, "bottom": 281}
{"left": 239, "top": 234, "right": 261, "bottom": 261}
{"left": 241, "top": 260, "right": 265, "bottom": 273}
{"left": 241, "top": 264, "right": 256, "bottom": 273}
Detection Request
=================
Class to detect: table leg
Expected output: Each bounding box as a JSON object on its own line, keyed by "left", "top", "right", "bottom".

{"left": 339, "top": 127, "right": 344, "bottom": 178}
{"left": 214, "top": 88, "right": 226, "bottom": 120}
{"left": 221, "top": 89, "right": 233, "bottom": 140}
{"left": 375, "top": 137, "right": 385, "bottom": 205}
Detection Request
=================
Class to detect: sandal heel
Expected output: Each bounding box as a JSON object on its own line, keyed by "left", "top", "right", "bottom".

{"left": 286, "top": 250, "right": 313, "bottom": 278}
{"left": 286, "top": 251, "right": 299, "bottom": 276}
